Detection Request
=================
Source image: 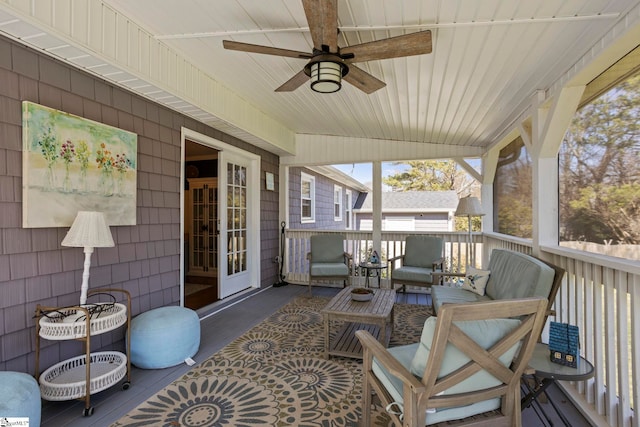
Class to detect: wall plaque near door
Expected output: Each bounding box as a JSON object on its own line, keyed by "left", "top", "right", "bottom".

{"left": 265, "top": 172, "right": 275, "bottom": 191}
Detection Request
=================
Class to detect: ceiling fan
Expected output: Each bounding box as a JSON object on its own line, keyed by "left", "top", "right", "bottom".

{"left": 222, "top": 0, "right": 432, "bottom": 94}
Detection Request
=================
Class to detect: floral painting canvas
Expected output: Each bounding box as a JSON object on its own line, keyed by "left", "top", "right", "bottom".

{"left": 22, "top": 101, "right": 137, "bottom": 227}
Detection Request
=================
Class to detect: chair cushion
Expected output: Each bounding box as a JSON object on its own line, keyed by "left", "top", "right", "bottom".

{"left": 392, "top": 266, "right": 436, "bottom": 284}
{"left": 461, "top": 266, "right": 491, "bottom": 296}
{"left": 310, "top": 262, "right": 349, "bottom": 277}
{"left": 431, "top": 286, "right": 491, "bottom": 313}
{"left": 403, "top": 236, "right": 443, "bottom": 268}
{"left": 372, "top": 343, "right": 419, "bottom": 404}
{"left": 310, "top": 234, "right": 346, "bottom": 263}
{"left": 410, "top": 317, "right": 522, "bottom": 390}
{"left": 372, "top": 343, "right": 502, "bottom": 425}
{"left": 485, "top": 249, "right": 554, "bottom": 300}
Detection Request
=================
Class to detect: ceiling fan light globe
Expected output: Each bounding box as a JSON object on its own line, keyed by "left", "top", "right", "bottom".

{"left": 310, "top": 61, "right": 344, "bottom": 93}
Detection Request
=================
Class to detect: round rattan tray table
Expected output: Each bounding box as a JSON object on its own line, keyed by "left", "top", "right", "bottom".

{"left": 38, "top": 303, "right": 127, "bottom": 340}
{"left": 34, "top": 288, "right": 132, "bottom": 417}
{"left": 39, "top": 351, "right": 127, "bottom": 401}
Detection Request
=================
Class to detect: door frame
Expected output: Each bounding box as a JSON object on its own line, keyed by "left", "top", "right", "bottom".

{"left": 180, "top": 127, "right": 261, "bottom": 306}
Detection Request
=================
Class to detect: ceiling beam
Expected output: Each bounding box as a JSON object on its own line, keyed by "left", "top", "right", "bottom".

{"left": 282, "top": 134, "right": 483, "bottom": 166}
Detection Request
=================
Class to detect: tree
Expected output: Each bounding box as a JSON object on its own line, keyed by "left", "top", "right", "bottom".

{"left": 559, "top": 73, "right": 640, "bottom": 244}
{"left": 383, "top": 160, "right": 476, "bottom": 194}
{"left": 494, "top": 137, "right": 533, "bottom": 239}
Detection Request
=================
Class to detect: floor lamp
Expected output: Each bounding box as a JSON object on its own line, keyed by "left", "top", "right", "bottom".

{"left": 455, "top": 196, "right": 484, "bottom": 267}
{"left": 61, "top": 211, "right": 114, "bottom": 305}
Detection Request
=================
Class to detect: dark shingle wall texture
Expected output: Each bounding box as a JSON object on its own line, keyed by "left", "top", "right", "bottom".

{"left": 0, "top": 36, "right": 279, "bottom": 373}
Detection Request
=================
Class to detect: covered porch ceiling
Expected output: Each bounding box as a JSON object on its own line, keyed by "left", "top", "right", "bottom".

{"left": 0, "top": 0, "right": 639, "bottom": 162}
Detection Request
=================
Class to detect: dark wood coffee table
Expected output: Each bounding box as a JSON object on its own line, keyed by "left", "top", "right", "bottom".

{"left": 321, "top": 286, "right": 396, "bottom": 359}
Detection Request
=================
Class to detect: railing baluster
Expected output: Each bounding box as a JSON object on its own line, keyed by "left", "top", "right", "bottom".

{"left": 631, "top": 274, "right": 640, "bottom": 427}
{"left": 594, "top": 264, "right": 606, "bottom": 416}
{"left": 615, "top": 270, "right": 631, "bottom": 426}
{"left": 604, "top": 267, "right": 617, "bottom": 426}
{"left": 583, "top": 259, "right": 596, "bottom": 405}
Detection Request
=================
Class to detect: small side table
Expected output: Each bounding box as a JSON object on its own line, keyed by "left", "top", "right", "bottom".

{"left": 521, "top": 343, "right": 595, "bottom": 426}
{"left": 358, "top": 262, "right": 385, "bottom": 288}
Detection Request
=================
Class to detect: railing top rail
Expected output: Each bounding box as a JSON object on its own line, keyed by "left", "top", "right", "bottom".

{"left": 483, "top": 231, "right": 533, "bottom": 247}
{"left": 286, "top": 229, "right": 479, "bottom": 237}
{"left": 541, "top": 245, "right": 640, "bottom": 275}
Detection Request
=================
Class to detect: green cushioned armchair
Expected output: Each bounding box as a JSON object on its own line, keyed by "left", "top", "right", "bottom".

{"left": 356, "top": 297, "right": 548, "bottom": 426}
{"left": 307, "top": 234, "right": 352, "bottom": 295}
{"left": 389, "top": 236, "right": 444, "bottom": 292}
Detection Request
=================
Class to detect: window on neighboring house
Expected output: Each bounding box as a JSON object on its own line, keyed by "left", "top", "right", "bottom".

{"left": 345, "top": 190, "right": 353, "bottom": 229}
{"left": 334, "top": 185, "right": 343, "bottom": 221}
{"left": 301, "top": 172, "right": 315, "bottom": 223}
{"left": 493, "top": 136, "right": 532, "bottom": 238}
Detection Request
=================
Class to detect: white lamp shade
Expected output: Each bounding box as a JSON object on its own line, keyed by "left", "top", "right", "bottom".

{"left": 61, "top": 211, "right": 114, "bottom": 248}
{"left": 455, "top": 196, "right": 485, "bottom": 217}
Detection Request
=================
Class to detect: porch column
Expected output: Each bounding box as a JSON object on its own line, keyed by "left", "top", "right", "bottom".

{"left": 530, "top": 86, "right": 585, "bottom": 253}
{"left": 279, "top": 164, "right": 290, "bottom": 276}
{"left": 372, "top": 161, "right": 382, "bottom": 267}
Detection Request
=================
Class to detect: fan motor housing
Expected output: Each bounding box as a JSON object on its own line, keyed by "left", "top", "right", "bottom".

{"left": 303, "top": 53, "right": 349, "bottom": 78}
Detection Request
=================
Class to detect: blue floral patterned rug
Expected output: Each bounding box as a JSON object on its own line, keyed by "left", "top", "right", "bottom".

{"left": 112, "top": 295, "right": 431, "bottom": 427}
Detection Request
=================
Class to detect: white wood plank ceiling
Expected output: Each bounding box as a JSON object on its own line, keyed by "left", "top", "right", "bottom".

{"left": 1, "top": 0, "right": 639, "bottom": 159}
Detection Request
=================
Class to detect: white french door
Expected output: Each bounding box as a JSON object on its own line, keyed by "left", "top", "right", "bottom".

{"left": 218, "top": 150, "right": 256, "bottom": 298}
{"left": 181, "top": 128, "right": 261, "bottom": 304}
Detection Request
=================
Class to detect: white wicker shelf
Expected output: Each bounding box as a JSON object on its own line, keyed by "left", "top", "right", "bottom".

{"left": 38, "top": 303, "right": 127, "bottom": 340}
{"left": 39, "top": 351, "right": 127, "bottom": 401}
{"left": 35, "top": 289, "right": 132, "bottom": 416}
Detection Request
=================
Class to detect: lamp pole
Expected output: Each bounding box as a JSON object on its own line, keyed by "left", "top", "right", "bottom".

{"left": 455, "top": 196, "right": 484, "bottom": 268}
{"left": 467, "top": 214, "right": 473, "bottom": 266}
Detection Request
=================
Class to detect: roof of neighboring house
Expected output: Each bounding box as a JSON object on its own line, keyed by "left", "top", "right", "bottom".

{"left": 354, "top": 191, "right": 459, "bottom": 213}
{"left": 306, "top": 165, "right": 370, "bottom": 192}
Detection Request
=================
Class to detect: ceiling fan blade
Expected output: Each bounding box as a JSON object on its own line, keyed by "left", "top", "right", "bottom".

{"left": 302, "top": 0, "right": 338, "bottom": 51}
{"left": 343, "top": 64, "right": 386, "bottom": 94}
{"left": 341, "top": 30, "right": 432, "bottom": 63}
{"left": 275, "top": 70, "right": 309, "bottom": 92}
{"left": 223, "top": 40, "right": 311, "bottom": 59}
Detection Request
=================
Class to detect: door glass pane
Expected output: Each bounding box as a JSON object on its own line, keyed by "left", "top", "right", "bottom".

{"left": 232, "top": 187, "right": 239, "bottom": 207}
{"left": 225, "top": 161, "right": 248, "bottom": 277}
{"left": 190, "top": 181, "right": 217, "bottom": 273}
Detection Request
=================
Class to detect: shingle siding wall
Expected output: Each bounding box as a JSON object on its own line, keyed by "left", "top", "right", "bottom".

{"left": 0, "top": 36, "right": 279, "bottom": 373}
{"left": 288, "top": 167, "right": 361, "bottom": 230}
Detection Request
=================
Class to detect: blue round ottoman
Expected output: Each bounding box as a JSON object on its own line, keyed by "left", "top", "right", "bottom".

{"left": 0, "top": 371, "right": 41, "bottom": 426}
{"left": 130, "top": 306, "right": 200, "bottom": 369}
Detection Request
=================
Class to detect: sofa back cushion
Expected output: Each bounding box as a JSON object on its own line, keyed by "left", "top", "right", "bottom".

{"left": 403, "top": 236, "right": 443, "bottom": 268}
{"left": 485, "top": 249, "right": 554, "bottom": 300}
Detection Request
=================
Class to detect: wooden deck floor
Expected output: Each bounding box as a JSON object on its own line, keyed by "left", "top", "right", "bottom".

{"left": 40, "top": 284, "right": 592, "bottom": 426}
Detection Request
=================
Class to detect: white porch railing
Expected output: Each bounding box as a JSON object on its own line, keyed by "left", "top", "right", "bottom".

{"left": 284, "top": 229, "right": 481, "bottom": 288}
{"left": 284, "top": 229, "right": 639, "bottom": 427}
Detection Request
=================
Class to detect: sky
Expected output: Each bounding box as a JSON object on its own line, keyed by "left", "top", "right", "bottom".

{"left": 332, "top": 162, "right": 408, "bottom": 186}
{"left": 333, "top": 159, "right": 482, "bottom": 187}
